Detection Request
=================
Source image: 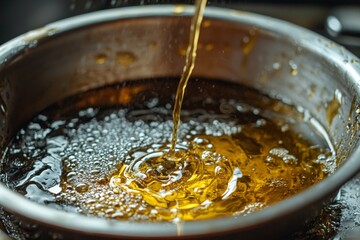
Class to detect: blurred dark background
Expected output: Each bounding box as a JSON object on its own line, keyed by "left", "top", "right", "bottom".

{"left": 0, "top": 0, "right": 359, "bottom": 56}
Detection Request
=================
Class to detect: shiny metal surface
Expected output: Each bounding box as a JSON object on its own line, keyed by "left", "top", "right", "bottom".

{"left": 0, "top": 229, "right": 10, "bottom": 240}
{"left": 0, "top": 5, "right": 360, "bottom": 239}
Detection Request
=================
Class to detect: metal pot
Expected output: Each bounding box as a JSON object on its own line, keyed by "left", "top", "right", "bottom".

{"left": 0, "top": 5, "right": 360, "bottom": 240}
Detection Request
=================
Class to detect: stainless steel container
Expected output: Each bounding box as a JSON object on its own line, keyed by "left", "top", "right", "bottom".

{"left": 0, "top": 5, "right": 360, "bottom": 239}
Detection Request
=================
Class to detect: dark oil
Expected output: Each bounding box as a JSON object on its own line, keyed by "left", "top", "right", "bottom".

{"left": 2, "top": 78, "right": 335, "bottom": 222}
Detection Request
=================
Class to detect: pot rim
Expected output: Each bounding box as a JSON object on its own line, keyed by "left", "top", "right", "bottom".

{"left": 1, "top": 5, "right": 360, "bottom": 238}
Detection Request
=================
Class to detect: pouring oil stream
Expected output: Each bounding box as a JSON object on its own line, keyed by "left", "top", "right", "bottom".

{"left": 171, "top": 1, "right": 207, "bottom": 234}
{"left": 170, "top": 0, "right": 208, "bottom": 152}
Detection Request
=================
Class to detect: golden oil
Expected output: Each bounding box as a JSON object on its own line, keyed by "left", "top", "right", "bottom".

{"left": 3, "top": 79, "right": 334, "bottom": 222}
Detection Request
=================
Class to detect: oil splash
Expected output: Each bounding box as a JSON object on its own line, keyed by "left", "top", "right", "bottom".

{"left": 326, "top": 89, "right": 342, "bottom": 127}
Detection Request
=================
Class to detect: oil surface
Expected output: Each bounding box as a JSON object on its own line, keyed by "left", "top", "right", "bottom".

{"left": 2, "top": 79, "right": 334, "bottom": 222}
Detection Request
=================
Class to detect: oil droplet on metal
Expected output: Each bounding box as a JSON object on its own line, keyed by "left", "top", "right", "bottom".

{"left": 230, "top": 10, "right": 249, "bottom": 16}
{"left": 289, "top": 60, "right": 298, "bottom": 76}
{"left": 116, "top": 52, "right": 137, "bottom": 67}
{"left": 356, "top": 106, "right": 360, "bottom": 115}
{"left": 326, "top": 89, "right": 342, "bottom": 127}
{"left": 348, "top": 97, "right": 356, "bottom": 121}
{"left": 291, "top": 69, "right": 298, "bottom": 76}
{"left": 95, "top": 54, "right": 107, "bottom": 64}
{"left": 240, "top": 29, "right": 258, "bottom": 55}
{"left": 75, "top": 183, "right": 89, "bottom": 193}
{"left": 240, "top": 29, "right": 259, "bottom": 66}
{"left": 354, "top": 105, "right": 360, "bottom": 130}
{"left": 173, "top": 5, "right": 186, "bottom": 15}
{"left": 23, "top": 27, "right": 58, "bottom": 42}
{"left": 307, "top": 84, "right": 316, "bottom": 99}
{"left": 346, "top": 97, "right": 357, "bottom": 134}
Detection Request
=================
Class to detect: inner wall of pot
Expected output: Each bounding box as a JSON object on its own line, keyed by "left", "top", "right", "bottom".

{"left": 0, "top": 16, "right": 358, "bottom": 165}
